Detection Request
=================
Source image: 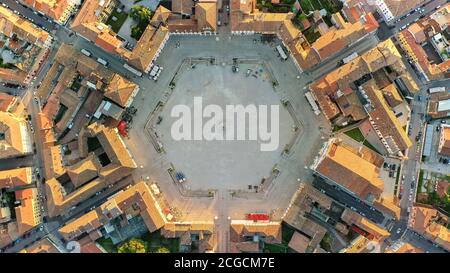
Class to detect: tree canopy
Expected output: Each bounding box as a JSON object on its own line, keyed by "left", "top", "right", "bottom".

{"left": 118, "top": 238, "right": 148, "bottom": 253}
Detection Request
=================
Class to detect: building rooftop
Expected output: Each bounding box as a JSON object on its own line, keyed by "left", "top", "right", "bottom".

{"left": 0, "top": 111, "right": 32, "bottom": 159}
{"left": 104, "top": 74, "right": 139, "bottom": 108}
{"left": 46, "top": 122, "right": 136, "bottom": 217}
{"left": 288, "top": 231, "right": 310, "bottom": 253}
{"left": 384, "top": 0, "right": 428, "bottom": 18}
{"left": 0, "top": 167, "right": 33, "bottom": 189}
{"left": 230, "top": 220, "right": 282, "bottom": 245}
{"left": 362, "top": 82, "right": 412, "bottom": 154}
{"left": 0, "top": 5, "right": 51, "bottom": 47}
{"left": 58, "top": 181, "right": 165, "bottom": 241}
{"left": 20, "top": 0, "right": 74, "bottom": 23}
{"left": 410, "top": 205, "right": 449, "bottom": 251}
{"left": 18, "top": 237, "right": 62, "bottom": 253}
{"left": 315, "top": 139, "right": 384, "bottom": 200}
{"left": 439, "top": 125, "right": 450, "bottom": 156}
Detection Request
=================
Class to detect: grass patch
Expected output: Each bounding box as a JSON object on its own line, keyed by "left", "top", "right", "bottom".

{"left": 264, "top": 243, "right": 288, "bottom": 253}
{"left": 395, "top": 166, "right": 401, "bottom": 186}
{"left": 417, "top": 170, "right": 424, "bottom": 193}
{"left": 300, "top": 0, "right": 321, "bottom": 13}
{"left": 344, "top": 128, "right": 365, "bottom": 142}
{"left": 320, "top": 233, "right": 332, "bottom": 252}
{"left": 256, "top": 0, "right": 296, "bottom": 13}
{"left": 300, "top": 0, "right": 342, "bottom": 14}
{"left": 344, "top": 128, "right": 381, "bottom": 154}
{"left": 96, "top": 237, "right": 117, "bottom": 253}
{"left": 105, "top": 9, "right": 128, "bottom": 33}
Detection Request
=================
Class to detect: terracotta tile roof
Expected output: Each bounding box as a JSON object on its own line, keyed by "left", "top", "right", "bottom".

{"left": 18, "top": 237, "right": 62, "bottom": 253}
{"left": 0, "top": 167, "right": 33, "bottom": 189}
{"left": 59, "top": 181, "right": 166, "bottom": 241}
{"left": 58, "top": 209, "right": 102, "bottom": 240}
{"left": 41, "top": 145, "right": 64, "bottom": 179}
{"left": 125, "top": 25, "right": 169, "bottom": 72}
{"left": 382, "top": 83, "right": 403, "bottom": 108}
{"left": 0, "top": 93, "right": 16, "bottom": 112}
{"left": 0, "top": 111, "right": 32, "bottom": 159}
{"left": 341, "top": 208, "right": 390, "bottom": 238}
{"left": 315, "top": 140, "right": 384, "bottom": 200}
{"left": 172, "top": 0, "right": 195, "bottom": 14}
{"left": 385, "top": 242, "right": 424, "bottom": 253}
{"left": 0, "top": 68, "right": 27, "bottom": 85}
{"left": 104, "top": 74, "right": 139, "bottom": 108}
{"left": 288, "top": 231, "right": 310, "bottom": 253}
{"left": 410, "top": 205, "right": 449, "bottom": 251}
{"left": 439, "top": 125, "right": 450, "bottom": 156}
{"left": 196, "top": 2, "right": 217, "bottom": 31}
{"left": 161, "top": 221, "right": 215, "bottom": 252}
{"left": 384, "top": 0, "right": 428, "bottom": 18}
{"left": 0, "top": 6, "right": 51, "bottom": 47}
{"left": 66, "top": 155, "right": 101, "bottom": 188}
{"left": 14, "top": 188, "right": 41, "bottom": 235}
{"left": 363, "top": 83, "right": 412, "bottom": 154}
{"left": 373, "top": 197, "right": 401, "bottom": 220}
{"left": 46, "top": 123, "right": 136, "bottom": 217}
{"left": 230, "top": 221, "right": 282, "bottom": 244}
{"left": 21, "top": 0, "right": 72, "bottom": 22}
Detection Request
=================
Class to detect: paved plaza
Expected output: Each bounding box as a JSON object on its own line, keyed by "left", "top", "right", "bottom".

{"left": 124, "top": 34, "right": 330, "bottom": 221}
{"left": 153, "top": 63, "right": 295, "bottom": 191}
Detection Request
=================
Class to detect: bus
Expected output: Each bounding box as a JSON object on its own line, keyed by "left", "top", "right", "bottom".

{"left": 342, "top": 52, "right": 358, "bottom": 64}
{"left": 276, "top": 45, "right": 288, "bottom": 61}
{"left": 96, "top": 58, "right": 108, "bottom": 66}
{"left": 123, "top": 63, "right": 143, "bottom": 77}
{"left": 428, "top": 86, "right": 446, "bottom": 94}
{"left": 305, "top": 92, "right": 321, "bottom": 115}
{"left": 80, "top": 49, "right": 91, "bottom": 57}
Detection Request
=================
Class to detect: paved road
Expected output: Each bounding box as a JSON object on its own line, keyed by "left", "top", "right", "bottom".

{"left": 402, "top": 229, "right": 448, "bottom": 253}
{"left": 312, "top": 177, "right": 386, "bottom": 225}
{"left": 377, "top": 0, "right": 447, "bottom": 41}
{"left": 0, "top": 155, "right": 34, "bottom": 170}
{"left": 2, "top": 0, "right": 57, "bottom": 31}
{"left": 305, "top": 34, "right": 379, "bottom": 82}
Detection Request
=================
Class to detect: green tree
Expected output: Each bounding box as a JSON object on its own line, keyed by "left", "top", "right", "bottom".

{"left": 118, "top": 238, "right": 148, "bottom": 253}
{"left": 153, "top": 247, "right": 170, "bottom": 253}
{"left": 130, "top": 5, "right": 152, "bottom": 24}
{"left": 297, "top": 12, "right": 307, "bottom": 21}
{"left": 131, "top": 25, "right": 144, "bottom": 40}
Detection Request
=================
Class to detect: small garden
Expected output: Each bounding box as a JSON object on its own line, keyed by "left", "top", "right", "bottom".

{"left": 256, "top": 0, "right": 297, "bottom": 13}
{"left": 300, "top": 0, "right": 343, "bottom": 15}
{"left": 96, "top": 230, "right": 179, "bottom": 253}
{"left": 302, "top": 27, "right": 321, "bottom": 43}
{"left": 416, "top": 170, "right": 450, "bottom": 214}
{"left": 319, "top": 232, "right": 332, "bottom": 252}
{"left": 129, "top": 5, "right": 153, "bottom": 40}
{"left": 105, "top": 8, "right": 129, "bottom": 33}
{"left": 343, "top": 128, "right": 381, "bottom": 154}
